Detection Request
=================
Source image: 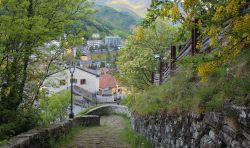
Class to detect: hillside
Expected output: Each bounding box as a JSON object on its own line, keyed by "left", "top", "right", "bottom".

{"left": 94, "top": 0, "right": 151, "bottom": 17}
{"left": 82, "top": 5, "right": 140, "bottom": 39}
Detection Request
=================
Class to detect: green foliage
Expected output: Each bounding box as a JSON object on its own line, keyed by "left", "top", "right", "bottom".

{"left": 121, "top": 116, "right": 152, "bottom": 148}
{"left": 123, "top": 66, "right": 196, "bottom": 114}
{"left": 95, "top": 5, "right": 139, "bottom": 32}
{"left": 39, "top": 91, "right": 70, "bottom": 127}
{"left": 143, "top": 0, "right": 250, "bottom": 74}
{"left": 121, "top": 95, "right": 135, "bottom": 107}
{"left": 124, "top": 48, "right": 250, "bottom": 115}
{"left": 116, "top": 19, "right": 181, "bottom": 90}
{"left": 0, "top": 108, "right": 40, "bottom": 140}
{"left": 83, "top": 5, "right": 140, "bottom": 39}
{"left": 100, "top": 62, "right": 106, "bottom": 68}
{"left": 0, "top": 0, "right": 93, "bottom": 139}
{"left": 221, "top": 50, "right": 250, "bottom": 105}
{"left": 0, "top": 139, "right": 8, "bottom": 146}
{"left": 75, "top": 48, "right": 82, "bottom": 60}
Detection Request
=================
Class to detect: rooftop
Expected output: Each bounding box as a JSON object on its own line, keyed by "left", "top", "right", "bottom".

{"left": 99, "top": 73, "right": 117, "bottom": 89}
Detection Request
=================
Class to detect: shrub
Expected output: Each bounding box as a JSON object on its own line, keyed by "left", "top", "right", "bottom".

{"left": 0, "top": 108, "right": 40, "bottom": 140}
{"left": 39, "top": 90, "right": 70, "bottom": 127}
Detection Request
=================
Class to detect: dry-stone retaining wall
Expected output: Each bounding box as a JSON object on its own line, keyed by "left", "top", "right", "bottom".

{"left": 131, "top": 105, "right": 250, "bottom": 148}
{"left": 1, "top": 115, "right": 100, "bottom": 148}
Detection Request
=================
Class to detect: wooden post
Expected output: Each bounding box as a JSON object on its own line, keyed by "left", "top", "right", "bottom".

{"left": 159, "top": 58, "right": 163, "bottom": 85}
{"left": 171, "top": 46, "right": 177, "bottom": 69}
{"left": 191, "top": 19, "right": 198, "bottom": 56}
{"left": 151, "top": 72, "right": 155, "bottom": 84}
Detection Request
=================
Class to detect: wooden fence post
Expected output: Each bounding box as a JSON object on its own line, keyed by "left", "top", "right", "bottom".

{"left": 191, "top": 19, "right": 198, "bottom": 56}
{"left": 159, "top": 57, "right": 164, "bottom": 85}
{"left": 151, "top": 72, "right": 155, "bottom": 84}
{"left": 171, "top": 45, "right": 177, "bottom": 69}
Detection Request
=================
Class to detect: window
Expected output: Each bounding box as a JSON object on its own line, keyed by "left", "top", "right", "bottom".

{"left": 80, "top": 79, "right": 86, "bottom": 85}
{"left": 60, "top": 80, "right": 66, "bottom": 86}
{"left": 71, "top": 79, "right": 77, "bottom": 83}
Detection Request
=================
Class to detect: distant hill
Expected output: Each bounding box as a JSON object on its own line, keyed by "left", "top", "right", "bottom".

{"left": 82, "top": 5, "right": 140, "bottom": 39}
{"left": 93, "top": 0, "right": 151, "bottom": 17}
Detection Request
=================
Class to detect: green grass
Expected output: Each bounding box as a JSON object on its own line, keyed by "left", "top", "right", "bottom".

{"left": 49, "top": 126, "right": 84, "bottom": 148}
{"left": 0, "top": 140, "right": 8, "bottom": 146}
{"left": 123, "top": 49, "right": 250, "bottom": 115}
{"left": 121, "top": 116, "right": 152, "bottom": 148}
{"left": 123, "top": 67, "right": 196, "bottom": 115}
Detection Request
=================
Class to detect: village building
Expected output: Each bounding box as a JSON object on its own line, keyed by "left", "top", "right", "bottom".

{"left": 87, "top": 40, "right": 104, "bottom": 49}
{"left": 104, "top": 36, "right": 122, "bottom": 48}
{"left": 99, "top": 73, "right": 118, "bottom": 96}
{"left": 42, "top": 67, "right": 100, "bottom": 95}
{"left": 86, "top": 33, "right": 104, "bottom": 50}
{"left": 43, "top": 67, "right": 126, "bottom": 106}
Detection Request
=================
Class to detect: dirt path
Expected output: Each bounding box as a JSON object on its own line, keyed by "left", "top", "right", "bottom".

{"left": 62, "top": 115, "right": 131, "bottom": 148}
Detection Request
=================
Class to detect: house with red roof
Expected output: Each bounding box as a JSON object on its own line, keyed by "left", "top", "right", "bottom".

{"left": 99, "top": 73, "right": 118, "bottom": 96}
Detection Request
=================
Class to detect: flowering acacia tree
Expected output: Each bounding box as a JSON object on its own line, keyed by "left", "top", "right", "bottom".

{"left": 144, "top": 0, "right": 250, "bottom": 82}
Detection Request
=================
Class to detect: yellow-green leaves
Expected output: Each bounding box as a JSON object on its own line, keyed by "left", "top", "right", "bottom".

{"left": 170, "top": 4, "right": 180, "bottom": 22}
{"left": 135, "top": 26, "right": 145, "bottom": 41}
{"left": 183, "top": 0, "right": 199, "bottom": 10}
{"left": 226, "top": 0, "right": 240, "bottom": 16}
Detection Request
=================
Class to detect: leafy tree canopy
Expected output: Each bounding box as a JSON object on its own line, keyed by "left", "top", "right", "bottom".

{"left": 116, "top": 19, "right": 181, "bottom": 90}
{"left": 0, "top": 0, "right": 93, "bottom": 139}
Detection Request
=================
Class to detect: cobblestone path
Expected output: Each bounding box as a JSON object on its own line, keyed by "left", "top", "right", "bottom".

{"left": 62, "top": 115, "right": 131, "bottom": 148}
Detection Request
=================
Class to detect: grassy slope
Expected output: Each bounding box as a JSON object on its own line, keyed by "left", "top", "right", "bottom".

{"left": 122, "top": 49, "right": 250, "bottom": 115}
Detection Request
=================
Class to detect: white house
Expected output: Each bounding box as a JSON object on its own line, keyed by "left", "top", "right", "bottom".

{"left": 43, "top": 67, "right": 100, "bottom": 94}
{"left": 87, "top": 40, "right": 104, "bottom": 49}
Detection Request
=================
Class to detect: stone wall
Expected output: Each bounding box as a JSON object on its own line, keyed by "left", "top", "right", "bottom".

{"left": 1, "top": 115, "right": 100, "bottom": 148}
{"left": 86, "top": 104, "right": 131, "bottom": 117}
{"left": 131, "top": 105, "right": 250, "bottom": 148}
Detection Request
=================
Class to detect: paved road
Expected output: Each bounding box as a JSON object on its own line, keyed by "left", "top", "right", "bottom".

{"left": 62, "top": 115, "right": 131, "bottom": 148}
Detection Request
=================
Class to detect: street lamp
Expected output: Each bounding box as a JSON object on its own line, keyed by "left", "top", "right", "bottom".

{"left": 69, "top": 62, "right": 75, "bottom": 119}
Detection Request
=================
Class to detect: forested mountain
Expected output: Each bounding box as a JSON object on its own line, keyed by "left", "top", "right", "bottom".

{"left": 94, "top": 0, "right": 151, "bottom": 17}
{"left": 83, "top": 5, "right": 140, "bottom": 39}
